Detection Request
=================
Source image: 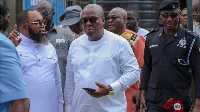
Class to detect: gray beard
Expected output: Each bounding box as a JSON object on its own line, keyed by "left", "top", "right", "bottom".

{"left": 28, "top": 26, "right": 49, "bottom": 44}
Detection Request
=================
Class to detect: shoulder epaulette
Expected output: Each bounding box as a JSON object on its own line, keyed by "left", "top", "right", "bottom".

{"left": 185, "top": 29, "right": 198, "bottom": 38}
{"left": 146, "top": 28, "right": 160, "bottom": 36}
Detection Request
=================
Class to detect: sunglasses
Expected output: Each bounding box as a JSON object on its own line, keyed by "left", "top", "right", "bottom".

{"left": 28, "top": 20, "right": 47, "bottom": 27}
{"left": 161, "top": 12, "right": 179, "bottom": 18}
{"left": 80, "top": 17, "right": 101, "bottom": 24}
{"left": 106, "top": 16, "right": 122, "bottom": 21}
{"left": 40, "top": 11, "right": 53, "bottom": 16}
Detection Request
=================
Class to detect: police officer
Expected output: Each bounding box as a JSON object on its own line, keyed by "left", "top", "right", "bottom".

{"left": 139, "top": 0, "right": 200, "bottom": 112}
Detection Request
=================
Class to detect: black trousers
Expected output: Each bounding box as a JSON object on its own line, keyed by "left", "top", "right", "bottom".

{"left": 146, "top": 105, "right": 167, "bottom": 112}
{"left": 146, "top": 104, "right": 190, "bottom": 112}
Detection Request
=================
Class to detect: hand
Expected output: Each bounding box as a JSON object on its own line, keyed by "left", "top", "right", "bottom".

{"left": 192, "top": 105, "right": 200, "bottom": 112}
{"left": 72, "top": 32, "right": 79, "bottom": 38}
{"left": 11, "top": 98, "right": 30, "bottom": 112}
{"left": 192, "top": 98, "right": 200, "bottom": 112}
{"left": 133, "top": 89, "right": 142, "bottom": 110}
{"left": 8, "top": 24, "right": 22, "bottom": 47}
{"left": 140, "top": 90, "right": 147, "bottom": 112}
{"left": 85, "top": 82, "right": 109, "bottom": 98}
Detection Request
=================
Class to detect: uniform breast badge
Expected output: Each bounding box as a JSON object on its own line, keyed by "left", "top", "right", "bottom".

{"left": 177, "top": 37, "right": 186, "bottom": 48}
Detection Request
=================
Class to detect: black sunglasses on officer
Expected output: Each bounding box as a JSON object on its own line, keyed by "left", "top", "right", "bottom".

{"left": 160, "top": 12, "right": 179, "bottom": 18}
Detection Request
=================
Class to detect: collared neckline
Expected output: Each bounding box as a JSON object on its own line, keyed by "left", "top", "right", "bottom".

{"left": 20, "top": 33, "right": 41, "bottom": 46}
{"left": 88, "top": 29, "right": 106, "bottom": 43}
{"left": 48, "top": 23, "right": 58, "bottom": 34}
{"left": 159, "top": 26, "right": 182, "bottom": 38}
{"left": 174, "top": 26, "right": 183, "bottom": 38}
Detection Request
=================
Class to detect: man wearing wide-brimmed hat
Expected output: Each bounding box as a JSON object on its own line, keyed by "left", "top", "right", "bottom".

{"left": 59, "top": 5, "right": 84, "bottom": 38}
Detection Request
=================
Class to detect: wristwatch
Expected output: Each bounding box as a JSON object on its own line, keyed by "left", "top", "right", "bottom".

{"left": 108, "top": 85, "right": 114, "bottom": 95}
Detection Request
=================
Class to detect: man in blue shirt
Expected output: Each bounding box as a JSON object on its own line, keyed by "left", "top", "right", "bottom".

{"left": 0, "top": 4, "right": 29, "bottom": 112}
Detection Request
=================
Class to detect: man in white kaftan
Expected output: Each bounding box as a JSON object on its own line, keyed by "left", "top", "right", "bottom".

{"left": 17, "top": 9, "right": 63, "bottom": 112}
{"left": 65, "top": 4, "right": 140, "bottom": 112}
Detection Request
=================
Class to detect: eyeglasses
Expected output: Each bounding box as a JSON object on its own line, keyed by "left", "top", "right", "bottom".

{"left": 161, "top": 12, "right": 179, "bottom": 18}
{"left": 40, "top": 11, "right": 53, "bottom": 16}
{"left": 80, "top": 17, "right": 101, "bottom": 24}
{"left": 27, "top": 20, "right": 47, "bottom": 27}
{"left": 106, "top": 16, "right": 122, "bottom": 21}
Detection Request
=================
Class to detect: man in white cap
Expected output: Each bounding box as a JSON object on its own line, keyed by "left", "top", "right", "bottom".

{"left": 59, "top": 5, "right": 84, "bottom": 38}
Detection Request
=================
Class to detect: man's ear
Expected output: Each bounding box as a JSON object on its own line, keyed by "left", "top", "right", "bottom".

{"left": 102, "top": 17, "right": 105, "bottom": 25}
{"left": 137, "top": 17, "right": 139, "bottom": 22}
{"left": 52, "top": 11, "right": 55, "bottom": 16}
{"left": 21, "top": 23, "right": 27, "bottom": 30}
{"left": 124, "top": 18, "right": 127, "bottom": 24}
{"left": 159, "top": 15, "right": 162, "bottom": 24}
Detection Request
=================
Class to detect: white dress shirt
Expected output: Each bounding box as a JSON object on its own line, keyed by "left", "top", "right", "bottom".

{"left": 65, "top": 30, "right": 140, "bottom": 112}
{"left": 137, "top": 27, "right": 149, "bottom": 40}
{"left": 17, "top": 34, "right": 63, "bottom": 112}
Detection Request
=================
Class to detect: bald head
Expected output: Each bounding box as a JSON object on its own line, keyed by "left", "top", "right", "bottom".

{"left": 193, "top": 0, "right": 199, "bottom": 7}
{"left": 193, "top": 0, "right": 200, "bottom": 22}
{"left": 35, "top": 1, "right": 55, "bottom": 31}
{"left": 81, "top": 4, "right": 105, "bottom": 41}
{"left": 82, "top": 4, "right": 104, "bottom": 17}
{"left": 107, "top": 7, "right": 127, "bottom": 35}
{"left": 36, "top": 1, "right": 54, "bottom": 11}
{"left": 110, "top": 7, "right": 127, "bottom": 18}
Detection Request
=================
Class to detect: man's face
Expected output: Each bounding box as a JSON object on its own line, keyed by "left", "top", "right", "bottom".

{"left": 180, "top": 10, "right": 187, "bottom": 26}
{"left": 27, "top": 10, "right": 49, "bottom": 44}
{"left": 69, "top": 21, "right": 83, "bottom": 34}
{"left": 160, "top": 10, "right": 180, "bottom": 31}
{"left": 107, "top": 9, "right": 126, "bottom": 34}
{"left": 126, "top": 11, "right": 138, "bottom": 30}
{"left": 35, "top": 2, "right": 54, "bottom": 30}
{"left": 0, "top": 11, "right": 10, "bottom": 31}
{"left": 81, "top": 8, "right": 104, "bottom": 39}
{"left": 193, "top": 2, "right": 200, "bottom": 22}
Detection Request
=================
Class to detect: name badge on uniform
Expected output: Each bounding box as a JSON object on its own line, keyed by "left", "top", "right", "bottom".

{"left": 56, "top": 39, "right": 65, "bottom": 44}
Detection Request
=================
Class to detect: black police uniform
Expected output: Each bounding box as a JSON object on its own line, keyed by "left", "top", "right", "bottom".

{"left": 140, "top": 26, "right": 200, "bottom": 112}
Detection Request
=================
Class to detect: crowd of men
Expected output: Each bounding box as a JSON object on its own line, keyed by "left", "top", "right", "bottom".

{"left": 1, "top": 0, "right": 200, "bottom": 112}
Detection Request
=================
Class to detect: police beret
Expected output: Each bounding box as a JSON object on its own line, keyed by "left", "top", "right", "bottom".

{"left": 158, "top": 0, "right": 180, "bottom": 11}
